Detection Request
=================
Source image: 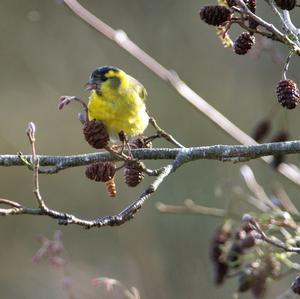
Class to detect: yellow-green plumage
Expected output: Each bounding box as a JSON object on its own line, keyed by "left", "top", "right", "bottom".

{"left": 87, "top": 67, "right": 149, "bottom": 137}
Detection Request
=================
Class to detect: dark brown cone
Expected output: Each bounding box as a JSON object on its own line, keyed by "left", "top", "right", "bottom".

{"left": 85, "top": 162, "right": 116, "bottom": 182}
{"left": 251, "top": 119, "right": 271, "bottom": 142}
{"left": 199, "top": 5, "right": 231, "bottom": 26}
{"left": 83, "top": 120, "right": 109, "bottom": 149}
{"left": 270, "top": 129, "right": 289, "bottom": 169}
{"left": 227, "top": 243, "right": 243, "bottom": 268}
{"left": 213, "top": 262, "right": 228, "bottom": 285}
{"left": 234, "top": 32, "right": 255, "bottom": 55}
{"left": 124, "top": 161, "right": 145, "bottom": 187}
{"left": 276, "top": 79, "right": 300, "bottom": 109}
{"left": 130, "top": 136, "right": 153, "bottom": 149}
{"left": 291, "top": 275, "right": 300, "bottom": 294}
{"left": 274, "top": 0, "right": 296, "bottom": 10}
{"left": 210, "top": 226, "right": 231, "bottom": 285}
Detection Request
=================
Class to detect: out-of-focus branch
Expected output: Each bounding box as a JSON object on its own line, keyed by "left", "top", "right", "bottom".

{"left": 2, "top": 141, "right": 300, "bottom": 173}
{"left": 156, "top": 199, "right": 229, "bottom": 218}
{"left": 63, "top": 0, "right": 300, "bottom": 187}
{"left": 243, "top": 214, "right": 300, "bottom": 254}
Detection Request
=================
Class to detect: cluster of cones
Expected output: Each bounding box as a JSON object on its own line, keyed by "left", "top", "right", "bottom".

{"left": 83, "top": 120, "right": 151, "bottom": 197}
{"left": 199, "top": 0, "right": 300, "bottom": 110}
{"left": 210, "top": 223, "right": 281, "bottom": 298}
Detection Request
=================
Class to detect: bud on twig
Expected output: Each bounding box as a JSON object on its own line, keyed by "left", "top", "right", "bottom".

{"left": 130, "top": 136, "right": 153, "bottom": 149}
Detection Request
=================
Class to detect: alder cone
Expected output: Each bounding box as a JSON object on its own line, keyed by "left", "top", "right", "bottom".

{"left": 234, "top": 32, "right": 255, "bottom": 55}
{"left": 85, "top": 162, "right": 116, "bottom": 182}
{"left": 83, "top": 120, "right": 109, "bottom": 149}
{"left": 274, "top": 0, "right": 296, "bottom": 10}
{"left": 199, "top": 5, "right": 231, "bottom": 26}
{"left": 276, "top": 79, "right": 300, "bottom": 109}
{"left": 124, "top": 162, "right": 145, "bottom": 187}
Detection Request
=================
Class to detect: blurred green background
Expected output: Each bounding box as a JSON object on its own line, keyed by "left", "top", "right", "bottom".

{"left": 0, "top": 1, "right": 300, "bottom": 298}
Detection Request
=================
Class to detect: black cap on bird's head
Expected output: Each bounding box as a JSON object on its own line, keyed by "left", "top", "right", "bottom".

{"left": 86, "top": 66, "right": 120, "bottom": 92}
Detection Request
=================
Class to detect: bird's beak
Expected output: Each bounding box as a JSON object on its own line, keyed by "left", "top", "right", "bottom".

{"left": 85, "top": 78, "right": 100, "bottom": 91}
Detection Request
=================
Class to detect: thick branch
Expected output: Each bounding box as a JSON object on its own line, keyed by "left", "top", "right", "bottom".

{"left": 2, "top": 141, "right": 300, "bottom": 172}
{"left": 2, "top": 138, "right": 300, "bottom": 228}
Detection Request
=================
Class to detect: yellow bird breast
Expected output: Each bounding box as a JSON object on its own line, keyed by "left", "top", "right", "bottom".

{"left": 88, "top": 90, "right": 149, "bottom": 137}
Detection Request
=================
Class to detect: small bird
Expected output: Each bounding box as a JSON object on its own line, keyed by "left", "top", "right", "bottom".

{"left": 86, "top": 66, "right": 149, "bottom": 138}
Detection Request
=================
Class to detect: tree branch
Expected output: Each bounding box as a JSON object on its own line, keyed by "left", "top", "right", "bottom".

{"left": 2, "top": 141, "right": 300, "bottom": 173}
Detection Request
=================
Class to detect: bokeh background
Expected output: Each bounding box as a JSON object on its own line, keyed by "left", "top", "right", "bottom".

{"left": 0, "top": 1, "right": 300, "bottom": 298}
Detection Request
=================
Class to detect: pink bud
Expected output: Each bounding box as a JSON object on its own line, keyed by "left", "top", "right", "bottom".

{"left": 91, "top": 277, "right": 118, "bottom": 291}
{"left": 48, "top": 256, "right": 66, "bottom": 268}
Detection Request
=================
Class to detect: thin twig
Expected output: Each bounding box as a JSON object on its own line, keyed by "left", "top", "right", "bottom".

{"left": 156, "top": 199, "right": 235, "bottom": 218}
{"left": 282, "top": 50, "right": 294, "bottom": 80}
{"left": 236, "top": 0, "right": 288, "bottom": 44}
{"left": 240, "top": 165, "right": 278, "bottom": 211}
{"left": 232, "top": 20, "right": 281, "bottom": 41}
{"left": 243, "top": 214, "right": 300, "bottom": 253}
{"left": 274, "top": 182, "right": 299, "bottom": 215}
{"left": 149, "top": 117, "right": 185, "bottom": 148}
{"left": 282, "top": 10, "right": 300, "bottom": 37}
{"left": 0, "top": 198, "right": 23, "bottom": 208}
{"left": 0, "top": 164, "right": 174, "bottom": 228}
{"left": 26, "top": 123, "right": 47, "bottom": 209}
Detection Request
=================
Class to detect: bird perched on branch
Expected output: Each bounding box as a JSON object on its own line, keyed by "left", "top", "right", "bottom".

{"left": 86, "top": 66, "right": 149, "bottom": 139}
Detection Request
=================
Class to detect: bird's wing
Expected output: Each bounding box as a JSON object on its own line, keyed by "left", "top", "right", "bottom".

{"left": 127, "top": 75, "right": 148, "bottom": 101}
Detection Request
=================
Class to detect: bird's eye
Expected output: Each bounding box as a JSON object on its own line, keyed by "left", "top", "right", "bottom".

{"left": 101, "top": 76, "right": 108, "bottom": 82}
